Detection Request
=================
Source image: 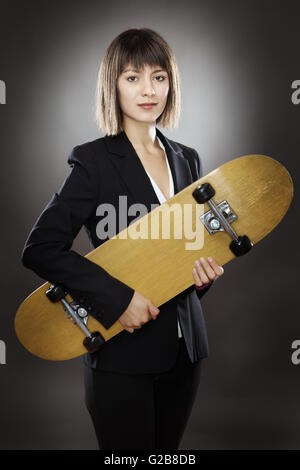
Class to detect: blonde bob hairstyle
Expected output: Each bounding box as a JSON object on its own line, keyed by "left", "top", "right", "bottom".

{"left": 94, "top": 28, "right": 181, "bottom": 136}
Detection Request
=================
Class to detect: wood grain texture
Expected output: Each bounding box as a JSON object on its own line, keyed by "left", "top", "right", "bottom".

{"left": 15, "top": 155, "right": 293, "bottom": 361}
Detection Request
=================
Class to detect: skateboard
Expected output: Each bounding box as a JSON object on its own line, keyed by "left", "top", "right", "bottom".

{"left": 15, "top": 154, "right": 293, "bottom": 361}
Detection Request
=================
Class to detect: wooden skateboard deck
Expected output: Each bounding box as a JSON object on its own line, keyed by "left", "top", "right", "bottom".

{"left": 15, "top": 155, "right": 293, "bottom": 361}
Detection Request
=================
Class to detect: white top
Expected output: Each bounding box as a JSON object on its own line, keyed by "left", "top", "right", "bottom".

{"left": 144, "top": 135, "right": 183, "bottom": 338}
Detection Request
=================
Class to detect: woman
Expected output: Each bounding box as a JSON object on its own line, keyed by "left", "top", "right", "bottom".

{"left": 22, "top": 28, "right": 224, "bottom": 449}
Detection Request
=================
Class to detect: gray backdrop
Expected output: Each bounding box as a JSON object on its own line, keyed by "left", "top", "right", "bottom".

{"left": 0, "top": 0, "right": 299, "bottom": 450}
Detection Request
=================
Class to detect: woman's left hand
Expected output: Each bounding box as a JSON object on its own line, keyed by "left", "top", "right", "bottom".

{"left": 192, "top": 257, "right": 224, "bottom": 287}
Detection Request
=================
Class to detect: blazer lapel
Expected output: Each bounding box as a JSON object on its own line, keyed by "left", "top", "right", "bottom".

{"left": 104, "top": 127, "right": 191, "bottom": 211}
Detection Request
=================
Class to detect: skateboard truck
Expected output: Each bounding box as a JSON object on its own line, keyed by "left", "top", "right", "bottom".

{"left": 45, "top": 284, "right": 105, "bottom": 353}
{"left": 193, "top": 183, "right": 253, "bottom": 256}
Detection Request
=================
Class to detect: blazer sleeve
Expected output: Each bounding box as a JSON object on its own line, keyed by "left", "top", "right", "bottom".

{"left": 21, "top": 144, "right": 135, "bottom": 330}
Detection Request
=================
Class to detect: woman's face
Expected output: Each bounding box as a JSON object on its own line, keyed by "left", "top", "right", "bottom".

{"left": 117, "top": 63, "right": 169, "bottom": 125}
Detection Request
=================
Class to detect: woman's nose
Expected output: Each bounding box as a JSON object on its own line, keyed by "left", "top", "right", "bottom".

{"left": 141, "top": 77, "right": 156, "bottom": 95}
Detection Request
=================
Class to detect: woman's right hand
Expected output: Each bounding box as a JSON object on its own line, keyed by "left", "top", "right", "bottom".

{"left": 118, "top": 291, "right": 160, "bottom": 333}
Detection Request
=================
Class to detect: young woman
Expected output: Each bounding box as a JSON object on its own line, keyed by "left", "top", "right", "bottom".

{"left": 22, "top": 28, "right": 224, "bottom": 450}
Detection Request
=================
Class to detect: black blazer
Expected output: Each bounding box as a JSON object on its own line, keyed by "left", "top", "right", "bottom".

{"left": 21, "top": 127, "right": 213, "bottom": 374}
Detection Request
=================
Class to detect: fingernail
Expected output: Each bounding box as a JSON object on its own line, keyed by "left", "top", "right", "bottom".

{"left": 208, "top": 257, "right": 213, "bottom": 262}
{"left": 200, "top": 257, "right": 205, "bottom": 262}
{"left": 195, "top": 260, "right": 200, "bottom": 266}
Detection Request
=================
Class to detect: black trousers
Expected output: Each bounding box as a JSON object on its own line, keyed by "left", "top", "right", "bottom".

{"left": 83, "top": 337, "right": 203, "bottom": 450}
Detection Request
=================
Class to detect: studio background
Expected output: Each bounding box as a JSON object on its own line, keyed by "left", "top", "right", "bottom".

{"left": 0, "top": 0, "right": 299, "bottom": 449}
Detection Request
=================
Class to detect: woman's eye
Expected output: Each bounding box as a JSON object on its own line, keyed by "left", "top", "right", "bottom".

{"left": 127, "top": 75, "right": 167, "bottom": 82}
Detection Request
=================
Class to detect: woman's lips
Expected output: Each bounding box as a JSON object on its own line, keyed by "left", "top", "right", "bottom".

{"left": 138, "top": 104, "right": 157, "bottom": 109}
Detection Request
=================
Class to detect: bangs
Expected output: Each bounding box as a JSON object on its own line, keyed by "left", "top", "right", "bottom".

{"left": 117, "top": 32, "right": 170, "bottom": 76}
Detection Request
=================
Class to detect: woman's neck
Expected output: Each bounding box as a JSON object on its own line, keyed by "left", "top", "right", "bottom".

{"left": 122, "top": 119, "right": 158, "bottom": 152}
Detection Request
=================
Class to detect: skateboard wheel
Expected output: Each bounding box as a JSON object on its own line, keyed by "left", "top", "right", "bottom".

{"left": 193, "top": 183, "right": 215, "bottom": 203}
{"left": 230, "top": 235, "right": 253, "bottom": 256}
{"left": 83, "top": 331, "right": 105, "bottom": 353}
{"left": 46, "top": 284, "right": 66, "bottom": 302}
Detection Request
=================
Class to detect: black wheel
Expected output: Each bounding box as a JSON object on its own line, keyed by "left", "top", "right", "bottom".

{"left": 230, "top": 235, "right": 253, "bottom": 257}
{"left": 83, "top": 331, "right": 105, "bottom": 353}
{"left": 46, "top": 284, "right": 66, "bottom": 302}
{"left": 192, "top": 183, "right": 215, "bottom": 204}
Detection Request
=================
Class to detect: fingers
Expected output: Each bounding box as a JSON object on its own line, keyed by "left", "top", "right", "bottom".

{"left": 206, "top": 257, "right": 224, "bottom": 276}
{"left": 126, "top": 327, "right": 135, "bottom": 333}
{"left": 124, "top": 302, "right": 159, "bottom": 334}
{"left": 126, "top": 322, "right": 143, "bottom": 332}
{"left": 149, "top": 302, "right": 160, "bottom": 320}
{"left": 193, "top": 257, "right": 224, "bottom": 286}
{"left": 193, "top": 259, "right": 210, "bottom": 285}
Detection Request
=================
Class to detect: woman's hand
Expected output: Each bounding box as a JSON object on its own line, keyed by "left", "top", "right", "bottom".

{"left": 118, "top": 291, "right": 160, "bottom": 334}
{"left": 192, "top": 257, "right": 224, "bottom": 287}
